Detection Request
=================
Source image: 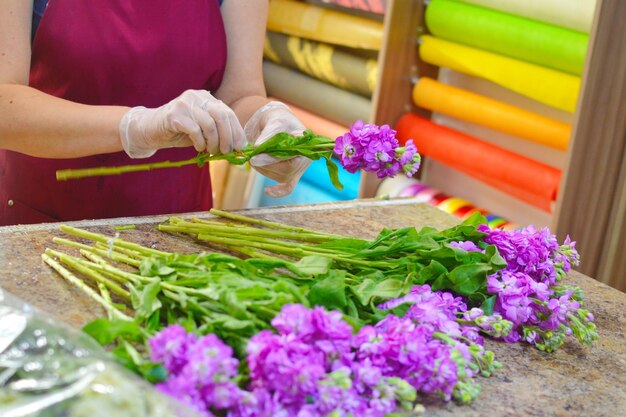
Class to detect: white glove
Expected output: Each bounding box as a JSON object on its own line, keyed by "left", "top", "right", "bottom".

{"left": 244, "top": 102, "right": 311, "bottom": 197}
{"left": 119, "top": 90, "right": 246, "bottom": 158}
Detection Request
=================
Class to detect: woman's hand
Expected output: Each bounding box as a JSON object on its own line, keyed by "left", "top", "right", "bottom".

{"left": 119, "top": 90, "right": 246, "bottom": 158}
{"left": 244, "top": 102, "right": 311, "bottom": 197}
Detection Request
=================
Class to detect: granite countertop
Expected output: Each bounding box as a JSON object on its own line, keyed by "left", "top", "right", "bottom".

{"left": 0, "top": 199, "right": 624, "bottom": 416}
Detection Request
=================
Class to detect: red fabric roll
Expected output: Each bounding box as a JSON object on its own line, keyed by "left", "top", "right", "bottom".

{"left": 396, "top": 113, "right": 561, "bottom": 212}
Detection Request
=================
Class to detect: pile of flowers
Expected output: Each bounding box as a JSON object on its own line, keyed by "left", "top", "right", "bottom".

{"left": 149, "top": 286, "right": 513, "bottom": 417}
{"left": 451, "top": 225, "right": 597, "bottom": 352}
{"left": 334, "top": 121, "right": 421, "bottom": 178}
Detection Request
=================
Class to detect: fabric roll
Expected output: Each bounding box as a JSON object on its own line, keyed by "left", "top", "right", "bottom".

{"left": 456, "top": 0, "right": 596, "bottom": 33}
{"left": 376, "top": 177, "right": 519, "bottom": 229}
{"left": 398, "top": 182, "right": 429, "bottom": 197}
{"left": 264, "top": 32, "right": 377, "bottom": 97}
{"left": 270, "top": 97, "right": 349, "bottom": 139}
{"left": 419, "top": 36, "right": 581, "bottom": 113}
{"left": 396, "top": 113, "right": 561, "bottom": 212}
{"left": 268, "top": 0, "right": 384, "bottom": 50}
{"left": 375, "top": 175, "right": 421, "bottom": 198}
{"left": 426, "top": 0, "right": 589, "bottom": 75}
{"left": 264, "top": 61, "right": 371, "bottom": 126}
{"left": 437, "top": 197, "right": 472, "bottom": 214}
{"left": 412, "top": 78, "right": 571, "bottom": 150}
{"left": 314, "top": 0, "right": 387, "bottom": 15}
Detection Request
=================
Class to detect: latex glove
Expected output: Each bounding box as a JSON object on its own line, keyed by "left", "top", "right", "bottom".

{"left": 119, "top": 89, "right": 246, "bottom": 158}
{"left": 245, "top": 102, "right": 311, "bottom": 197}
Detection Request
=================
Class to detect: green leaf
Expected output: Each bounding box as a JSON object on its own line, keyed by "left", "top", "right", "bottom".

{"left": 417, "top": 260, "right": 448, "bottom": 289}
{"left": 317, "top": 238, "right": 370, "bottom": 252}
{"left": 294, "top": 255, "right": 332, "bottom": 275}
{"left": 140, "top": 363, "right": 168, "bottom": 384}
{"left": 135, "top": 280, "right": 162, "bottom": 320}
{"left": 447, "top": 263, "right": 491, "bottom": 296}
{"left": 353, "top": 277, "right": 407, "bottom": 306}
{"left": 220, "top": 290, "right": 250, "bottom": 320}
{"left": 250, "top": 132, "right": 293, "bottom": 156}
{"left": 325, "top": 158, "right": 344, "bottom": 191}
{"left": 307, "top": 270, "right": 348, "bottom": 311}
{"left": 480, "top": 295, "right": 497, "bottom": 316}
{"left": 83, "top": 319, "right": 144, "bottom": 346}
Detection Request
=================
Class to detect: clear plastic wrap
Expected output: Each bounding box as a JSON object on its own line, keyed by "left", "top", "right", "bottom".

{"left": 0, "top": 288, "right": 202, "bottom": 417}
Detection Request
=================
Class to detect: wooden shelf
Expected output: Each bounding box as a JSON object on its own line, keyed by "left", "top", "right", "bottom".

{"left": 362, "top": 0, "right": 626, "bottom": 291}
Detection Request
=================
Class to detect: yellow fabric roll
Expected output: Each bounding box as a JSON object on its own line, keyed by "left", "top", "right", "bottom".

{"left": 413, "top": 77, "right": 571, "bottom": 150}
{"left": 419, "top": 36, "right": 581, "bottom": 112}
{"left": 268, "top": 0, "right": 384, "bottom": 50}
{"left": 437, "top": 197, "right": 472, "bottom": 214}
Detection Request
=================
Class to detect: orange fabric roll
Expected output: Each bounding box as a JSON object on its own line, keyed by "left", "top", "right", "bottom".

{"left": 269, "top": 98, "right": 348, "bottom": 139}
{"left": 396, "top": 113, "right": 561, "bottom": 212}
{"left": 413, "top": 78, "right": 571, "bottom": 151}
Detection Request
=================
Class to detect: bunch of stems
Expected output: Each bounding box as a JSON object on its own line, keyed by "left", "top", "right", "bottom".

{"left": 42, "top": 225, "right": 287, "bottom": 334}
{"left": 161, "top": 209, "right": 396, "bottom": 270}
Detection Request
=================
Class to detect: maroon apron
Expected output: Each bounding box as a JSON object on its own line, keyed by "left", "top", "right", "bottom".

{"left": 0, "top": 0, "right": 226, "bottom": 225}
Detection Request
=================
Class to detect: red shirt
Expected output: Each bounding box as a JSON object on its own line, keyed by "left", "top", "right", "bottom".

{"left": 0, "top": 0, "right": 227, "bottom": 225}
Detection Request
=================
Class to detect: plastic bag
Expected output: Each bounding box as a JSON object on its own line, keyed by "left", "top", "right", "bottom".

{"left": 0, "top": 288, "right": 202, "bottom": 417}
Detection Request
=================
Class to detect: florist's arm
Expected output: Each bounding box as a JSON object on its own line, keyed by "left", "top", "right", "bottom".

{"left": 0, "top": 0, "right": 127, "bottom": 158}
{"left": 216, "top": 0, "right": 311, "bottom": 197}
{"left": 214, "top": 0, "right": 270, "bottom": 124}
{"left": 0, "top": 0, "right": 243, "bottom": 159}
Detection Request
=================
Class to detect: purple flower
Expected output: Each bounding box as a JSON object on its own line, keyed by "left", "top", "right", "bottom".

{"left": 543, "top": 291, "right": 580, "bottom": 330}
{"left": 334, "top": 121, "right": 420, "bottom": 180}
{"left": 480, "top": 224, "right": 596, "bottom": 349}
{"left": 334, "top": 133, "right": 362, "bottom": 173}
{"left": 149, "top": 326, "right": 244, "bottom": 415}
{"left": 363, "top": 136, "right": 396, "bottom": 171}
{"left": 184, "top": 334, "right": 239, "bottom": 386}
{"left": 157, "top": 375, "right": 211, "bottom": 417}
{"left": 450, "top": 240, "right": 483, "bottom": 252}
{"left": 149, "top": 324, "right": 195, "bottom": 375}
{"left": 398, "top": 140, "right": 417, "bottom": 165}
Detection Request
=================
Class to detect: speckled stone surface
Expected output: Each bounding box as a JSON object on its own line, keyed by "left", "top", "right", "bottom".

{"left": 0, "top": 199, "right": 624, "bottom": 416}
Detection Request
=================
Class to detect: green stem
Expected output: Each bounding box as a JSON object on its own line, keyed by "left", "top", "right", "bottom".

{"left": 193, "top": 230, "right": 337, "bottom": 255}
{"left": 60, "top": 225, "right": 169, "bottom": 257}
{"left": 42, "top": 253, "right": 132, "bottom": 321}
{"left": 196, "top": 233, "right": 305, "bottom": 258}
{"left": 54, "top": 250, "right": 131, "bottom": 300}
{"left": 54, "top": 236, "right": 144, "bottom": 268}
{"left": 196, "top": 233, "right": 389, "bottom": 268}
{"left": 52, "top": 237, "right": 95, "bottom": 252}
{"left": 56, "top": 156, "right": 200, "bottom": 180}
{"left": 208, "top": 209, "right": 343, "bottom": 239}
{"left": 94, "top": 242, "right": 147, "bottom": 261}
{"left": 47, "top": 248, "right": 145, "bottom": 285}
{"left": 82, "top": 247, "right": 142, "bottom": 268}
{"left": 166, "top": 219, "right": 334, "bottom": 243}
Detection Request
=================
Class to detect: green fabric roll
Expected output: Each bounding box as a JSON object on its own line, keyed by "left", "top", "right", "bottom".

{"left": 426, "top": 0, "right": 589, "bottom": 75}
{"left": 264, "top": 32, "right": 378, "bottom": 97}
{"left": 263, "top": 60, "right": 371, "bottom": 126}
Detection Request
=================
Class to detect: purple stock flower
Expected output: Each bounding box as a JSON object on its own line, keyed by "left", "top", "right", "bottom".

{"left": 333, "top": 133, "right": 362, "bottom": 173}
{"left": 480, "top": 224, "right": 595, "bottom": 349}
{"left": 543, "top": 291, "right": 580, "bottom": 331}
{"left": 334, "top": 120, "right": 420, "bottom": 179}
{"left": 450, "top": 240, "right": 483, "bottom": 253}
{"left": 152, "top": 300, "right": 496, "bottom": 416}
{"left": 398, "top": 140, "right": 417, "bottom": 165}
{"left": 149, "top": 324, "right": 196, "bottom": 375}
{"left": 149, "top": 326, "right": 244, "bottom": 415}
